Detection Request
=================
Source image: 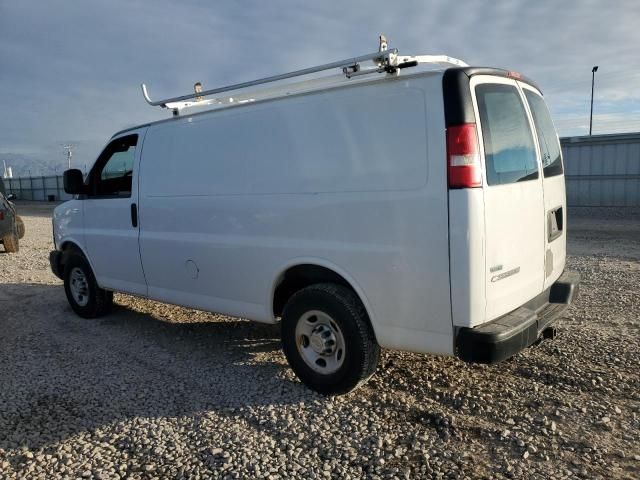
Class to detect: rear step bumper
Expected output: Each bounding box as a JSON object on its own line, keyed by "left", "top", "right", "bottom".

{"left": 455, "top": 270, "right": 580, "bottom": 364}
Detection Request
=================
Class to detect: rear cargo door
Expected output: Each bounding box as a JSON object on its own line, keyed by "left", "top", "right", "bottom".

{"left": 471, "top": 76, "right": 545, "bottom": 321}
{"left": 520, "top": 84, "right": 567, "bottom": 289}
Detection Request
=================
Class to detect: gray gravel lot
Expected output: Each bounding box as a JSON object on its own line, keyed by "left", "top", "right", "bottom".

{"left": 0, "top": 202, "right": 638, "bottom": 479}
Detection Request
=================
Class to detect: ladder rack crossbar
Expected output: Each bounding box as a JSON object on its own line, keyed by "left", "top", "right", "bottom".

{"left": 142, "top": 49, "right": 398, "bottom": 107}
{"left": 163, "top": 72, "right": 350, "bottom": 111}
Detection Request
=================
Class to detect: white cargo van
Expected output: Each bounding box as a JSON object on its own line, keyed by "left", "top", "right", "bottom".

{"left": 50, "top": 43, "right": 579, "bottom": 394}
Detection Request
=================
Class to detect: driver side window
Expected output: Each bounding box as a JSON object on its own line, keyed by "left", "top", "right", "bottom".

{"left": 90, "top": 135, "right": 138, "bottom": 197}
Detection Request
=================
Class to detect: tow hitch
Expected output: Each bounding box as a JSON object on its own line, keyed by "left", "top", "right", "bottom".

{"left": 542, "top": 326, "right": 557, "bottom": 340}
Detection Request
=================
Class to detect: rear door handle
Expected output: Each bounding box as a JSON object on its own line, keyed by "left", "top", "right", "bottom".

{"left": 130, "top": 203, "right": 138, "bottom": 228}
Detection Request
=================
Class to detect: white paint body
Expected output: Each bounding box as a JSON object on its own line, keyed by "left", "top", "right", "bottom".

{"left": 53, "top": 67, "right": 566, "bottom": 357}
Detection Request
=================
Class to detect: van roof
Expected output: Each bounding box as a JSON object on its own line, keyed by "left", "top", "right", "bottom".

{"left": 112, "top": 65, "right": 541, "bottom": 139}
{"left": 442, "top": 67, "right": 542, "bottom": 128}
{"left": 458, "top": 67, "right": 541, "bottom": 91}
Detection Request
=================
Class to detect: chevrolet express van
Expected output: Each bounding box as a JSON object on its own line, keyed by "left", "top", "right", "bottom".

{"left": 50, "top": 46, "right": 579, "bottom": 394}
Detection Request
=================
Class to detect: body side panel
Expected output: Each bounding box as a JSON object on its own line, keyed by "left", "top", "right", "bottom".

{"left": 138, "top": 74, "right": 454, "bottom": 354}
{"left": 448, "top": 189, "right": 486, "bottom": 327}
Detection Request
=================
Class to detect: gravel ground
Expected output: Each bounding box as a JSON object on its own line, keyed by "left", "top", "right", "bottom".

{"left": 0, "top": 202, "right": 638, "bottom": 480}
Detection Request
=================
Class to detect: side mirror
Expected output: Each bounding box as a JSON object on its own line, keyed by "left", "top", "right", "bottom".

{"left": 63, "top": 169, "right": 86, "bottom": 194}
{"left": 6, "top": 194, "right": 16, "bottom": 201}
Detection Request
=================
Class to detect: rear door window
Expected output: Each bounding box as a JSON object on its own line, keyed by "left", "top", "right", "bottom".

{"left": 475, "top": 84, "right": 538, "bottom": 185}
{"left": 524, "top": 90, "right": 563, "bottom": 177}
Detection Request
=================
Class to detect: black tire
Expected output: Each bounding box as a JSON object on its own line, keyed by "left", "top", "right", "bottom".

{"left": 63, "top": 251, "right": 113, "bottom": 318}
{"left": 16, "top": 216, "right": 25, "bottom": 239}
{"left": 281, "top": 283, "right": 380, "bottom": 395}
{"left": 2, "top": 231, "right": 19, "bottom": 253}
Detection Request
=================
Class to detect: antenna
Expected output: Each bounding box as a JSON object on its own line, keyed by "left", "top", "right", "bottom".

{"left": 61, "top": 144, "right": 77, "bottom": 169}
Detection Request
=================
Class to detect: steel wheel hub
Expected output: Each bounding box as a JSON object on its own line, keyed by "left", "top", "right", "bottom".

{"left": 69, "top": 267, "right": 90, "bottom": 307}
{"left": 309, "top": 324, "right": 338, "bottom": 355}
{"left": 295, "top": 310, "right": 345, "bottom": 374}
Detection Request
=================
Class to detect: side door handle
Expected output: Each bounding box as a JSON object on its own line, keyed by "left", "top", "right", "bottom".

{"left": 130, "top": 203, "right": 138, "bottom": 228}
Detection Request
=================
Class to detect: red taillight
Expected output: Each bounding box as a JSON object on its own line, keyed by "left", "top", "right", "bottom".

{"left": 447, "top": 123, "right": 482, "bottom": 189}
{"left": 0, "top": 211, "right": 4, "bottom": 220}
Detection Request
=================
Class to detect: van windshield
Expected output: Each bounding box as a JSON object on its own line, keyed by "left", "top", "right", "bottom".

{"left": 524, "top": 90, "right": 563, "bottom": 177}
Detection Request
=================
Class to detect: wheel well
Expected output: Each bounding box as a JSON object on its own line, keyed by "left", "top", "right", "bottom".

{"left": 59, "top": 241, "right": 84, "bottom": 269}
{"left": 273, "top": 264, "right": 354, "bottom": 318}
{"left": 60, "top": 241, "right": 83, "bottom": 256}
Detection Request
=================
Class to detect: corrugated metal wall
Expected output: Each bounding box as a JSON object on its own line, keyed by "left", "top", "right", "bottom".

{"left": 4, "top": 175, "right": 73, "bottom": 201}
{"left": 561, "top": 133, "right": 640, "bottom": 207}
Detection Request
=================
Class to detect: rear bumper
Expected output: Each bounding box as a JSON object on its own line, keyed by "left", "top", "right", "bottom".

{"left": 49, "top": 250, "right": 63, "bottom": 280}
{"left": 455, "top": 270, "right": 580, "bottom": 363}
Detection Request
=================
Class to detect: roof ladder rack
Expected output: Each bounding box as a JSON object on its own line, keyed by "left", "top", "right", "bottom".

{"left": 140, "top": 35, "right": 468, "bottom": 114}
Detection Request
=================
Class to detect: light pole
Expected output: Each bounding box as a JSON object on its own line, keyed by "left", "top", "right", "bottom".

{"left": 61, "top": 144, "right": 76, "bottom": 169}
{"left": 589, "top": 66, "right": 598, "bottom": 136}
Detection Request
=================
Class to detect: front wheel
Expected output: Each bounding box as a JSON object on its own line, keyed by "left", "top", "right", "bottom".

{"left": 281, "top": 283, "right": 380, "bottom": 395}
{"left": 63, "top": 252, "right": 113, "bottom": 318}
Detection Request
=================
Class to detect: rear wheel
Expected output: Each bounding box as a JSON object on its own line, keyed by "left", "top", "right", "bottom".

{"left": 281, "top": 283, "right": 380, "bottom": 395}
{"left": 2, "top": 230, "right": 19, "bottom": 253}
{"left": 63, "top": 252, "right": 113, "bottom": 318}
{"left": 16, "top": 216, "right": 25, "bottom": 239}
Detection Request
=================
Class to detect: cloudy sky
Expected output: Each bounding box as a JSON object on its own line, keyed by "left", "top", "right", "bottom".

{"left": 1, "top": 0, "right": 639, "bottom": 173}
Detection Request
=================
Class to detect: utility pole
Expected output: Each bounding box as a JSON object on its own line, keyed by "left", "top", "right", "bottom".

{"left": 589, "top": 66, "right": 598, "bottom": 136}
{"left": 61, "top": 144, "right": 77, "bottom": 169}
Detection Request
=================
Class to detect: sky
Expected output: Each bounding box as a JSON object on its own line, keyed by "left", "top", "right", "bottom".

{"left": 1, "top": 0, "right": 639, "bottom": 174}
